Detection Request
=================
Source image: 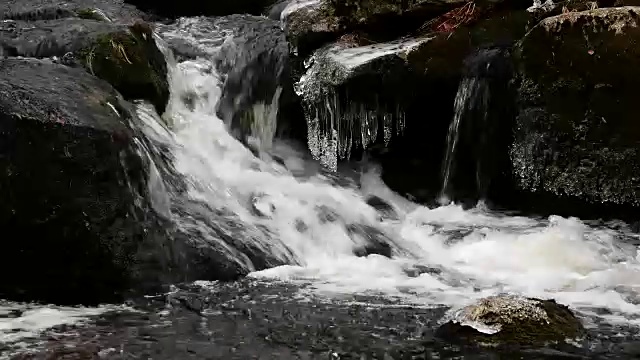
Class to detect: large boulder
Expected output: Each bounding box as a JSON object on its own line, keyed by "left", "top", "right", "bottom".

{"left": 436, "top": 295, "right": 585, "bottom": 345}
{"left": 1, "top": 17, "right": 169, "bottom": 114}
{"left": 0, "top": 58, "right": 154, "bottom": 305}
{"left": 123, "top": 0, "right": 281, "bottom": 19}
{"left": 296, "top": 37, "right": 430, "bottom": 170}
{"left": 510, "top": 7, "right": 640, "bottom": 216}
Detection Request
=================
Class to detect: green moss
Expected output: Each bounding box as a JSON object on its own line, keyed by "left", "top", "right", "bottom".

{"left": 77, "top": 22, "right": 169, "bottom": 114}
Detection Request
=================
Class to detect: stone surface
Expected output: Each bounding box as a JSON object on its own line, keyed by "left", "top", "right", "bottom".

{"left": 1, "top": 18, "right": 169, "bottom": 114}
{"left": 123, "top": 0, "right": 281, "bottom": 19}
{"left": 0, "top": 59, "right": 285, "bottom": 305}
{"left": 159, "top": 15, "right": 306, "bottom": 145}
{"left": 511, "top": 6, "right": 640, "bottom": 212}
{"left": 296, "top": 37, "right": 430, "bottom": 170}
{"left": 436, "top": 295, "right": 585, "bottom": 345}
{"left": 0, "top": 0, "right": 149, "bottom": 23}
{"left": 0, "top": 58, "right": 151, "bottom": 305}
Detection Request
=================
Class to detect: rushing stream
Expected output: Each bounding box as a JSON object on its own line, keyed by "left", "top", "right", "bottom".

{"left": 1, "top": 16, "right": 640, "bottom": 360}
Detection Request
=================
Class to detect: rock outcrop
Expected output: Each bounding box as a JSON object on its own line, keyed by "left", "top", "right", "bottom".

{"left": 0, "top": 59, "right": 286, "bottom": 305}
{"left": 1, "top": 17, "right": 169, "bottom": 114}
{"left": 123, "top": 0, "right": 281, "bottom": 19}
{"left": 436, "top": 295, "right": 585, "bottom": 345}
{"left": 1, "top": 0, "right": 149, "bottom": 23}
{"left": 0, "top": 58, "right": 154, "bottom": 305}
{"left": 511, "top": 7, "right": 640, "bottom": 215}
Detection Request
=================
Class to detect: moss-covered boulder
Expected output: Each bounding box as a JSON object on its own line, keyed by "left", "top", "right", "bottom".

{"left": 77, "top": 22, "right": 169, "bottom": 114}
{"left": 511, "top": 7, "right": 640, "bottom": 213}
{"left": 436, "top": 295, "right": 585, "bottom": 345}
{"left": 1, "top": 18, "right": 169, "bottom": 114}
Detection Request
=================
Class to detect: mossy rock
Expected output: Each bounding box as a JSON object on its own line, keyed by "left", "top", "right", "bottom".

{"left": 435, "top": 295, "right": 585, "bottom": 346}
{"left": 78, "top": 21, "right": 169, "bottom": 114}
{"left": 511, "top": 6, "right": 640, "bottom": 207}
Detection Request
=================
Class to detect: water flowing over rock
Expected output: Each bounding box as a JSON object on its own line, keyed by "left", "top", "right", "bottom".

{"left": 436, "top": 295, "right": 585, "bottom": 345}
{"left": 439, "top": 47, "right": 515, "bottom": 203}
{"left": 1, "top": 17, "right": 170, "bottom": 114}
{"left": 296, "top": 38, "right": 432, "bottom": 170}
{"left": 511, "top": 6, "right": 640, "bottom": 214}
{"left": 0, "top": 0, "right": 149, "bottom": 23}
{"left": 158, "top": 15, "right": 305, "bottom": 147}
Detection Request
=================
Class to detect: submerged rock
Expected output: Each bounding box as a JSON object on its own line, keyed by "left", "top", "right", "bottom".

{"left": 511, "top": 7, "right": 640, "bottom": 213}
{"left": 1, "top": 18, "right": 169, "bottom": 114}
{"left": 436, "top": 295, "right": 585, "bottom": 345}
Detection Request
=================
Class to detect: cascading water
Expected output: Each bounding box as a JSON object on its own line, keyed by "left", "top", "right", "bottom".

{"left": 439, "top": 48, "right": 514, "bottom": 204}
{"left": 142, "top": 24, "right": 640, "bottom": 324}
{"left": 439, "top": 77, "right": 489, "bottom": 204}
{"left": 2, "top": 18, "right": 640, "bottom": 349}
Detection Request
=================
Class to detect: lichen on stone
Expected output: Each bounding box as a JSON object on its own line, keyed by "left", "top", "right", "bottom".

{"left": 436, "top": 295, "right": 585, "bottom": 346}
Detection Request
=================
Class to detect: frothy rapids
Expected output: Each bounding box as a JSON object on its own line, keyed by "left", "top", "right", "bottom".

{"left": 154, "top": 22, "right": 640, "bottom": 324}
{"left": 2, "top": 17, "right": 640, "bottom": 347}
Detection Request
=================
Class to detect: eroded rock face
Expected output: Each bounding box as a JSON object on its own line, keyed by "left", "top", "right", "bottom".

{"left": 511, "top": 7, "right": 640, "bottom": 211}
{"left": 1, "top": 18, "right": 169, "bottom": 114}
{"left": 436, "top": 295, "right": 585, "bottom": 345}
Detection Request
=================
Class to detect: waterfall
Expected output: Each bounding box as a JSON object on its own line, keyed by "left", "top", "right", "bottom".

{"left": 438, "top": 48, "right": 514, "bottom": 204}
{"left": 1, "top": 18, "right": 640, "bottom": 345}
{"left": 439, "top": 77, "right": 489, "bottom": 204}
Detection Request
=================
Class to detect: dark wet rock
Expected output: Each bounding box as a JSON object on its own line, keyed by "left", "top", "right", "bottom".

{"left": 0, "top": 59, "right": 282, "bottom": 305}
{"left": 365, "top": 195, "right": 398, "bottom": 220}
{"left": 1, "top": 0, "right": 149, "bottom": 23}
{"left": 347, "top": 224, "right": 393, "bottom": 257}
{"left": 123, "top": 0, "right": 281, "bottom": 19}
{"left": 436, "top": 295, "right": 585, "bottom": 346}
{"left": 0, "top": 58, "right": 152, "bottom": 305}
{"left": 282, "top": 0, "right": 533, "bottom": 57}
{"left": 1, "top": 18, "right": 169, "bottom": 114}
{"left": 159, "top": 15, "right": 306, "bottom": 144}
{"left": 510, "top": 7, "right": 640, "bottom": 214}
{"left": 296, "top": 37, "right": 429, "bottom": 170}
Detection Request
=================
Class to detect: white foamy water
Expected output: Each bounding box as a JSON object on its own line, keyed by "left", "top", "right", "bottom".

{"left": 0, "top": 302, "right": 117, "bottom": 345}
{"left": 147, "top": 37, "right": 640, "bottom": 329}
{"left": 3, "top": 18, "right": 639, "bottom": 347}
